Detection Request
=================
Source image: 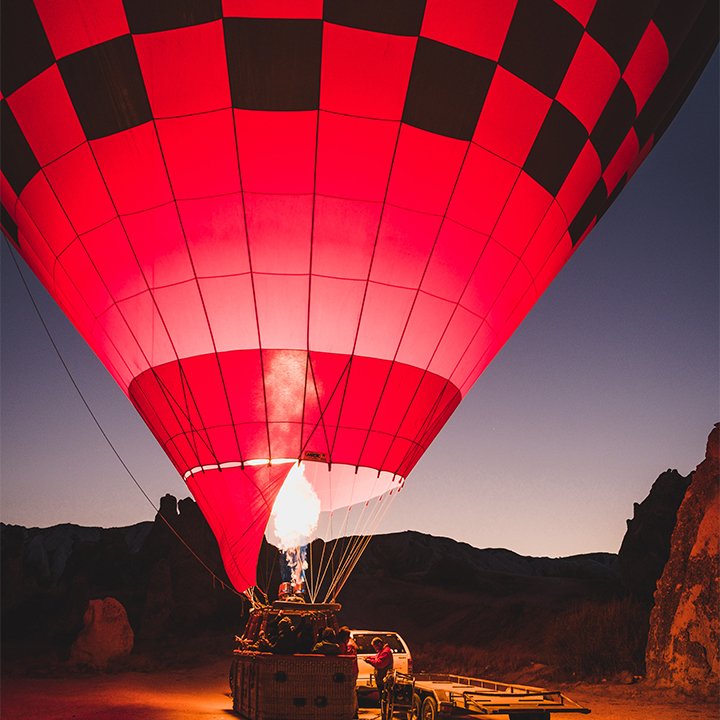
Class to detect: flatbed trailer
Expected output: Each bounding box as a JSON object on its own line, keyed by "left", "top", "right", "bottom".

{"left": 383, "top": 672, "right": 590, "bottom": 720}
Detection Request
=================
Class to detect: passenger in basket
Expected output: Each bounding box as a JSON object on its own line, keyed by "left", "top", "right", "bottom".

{"left": 337, "top": 627, "right": 359, "bottom": 718}
{"left": 311, "top": 627, "right": 341, "bottom": 655}
{"left": 363, "top": 636, "right": 393, "bottom": 689}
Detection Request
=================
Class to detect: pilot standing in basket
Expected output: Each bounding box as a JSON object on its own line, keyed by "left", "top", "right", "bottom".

{"left": 363, "top": 636, "right": 393, "bottom": 689}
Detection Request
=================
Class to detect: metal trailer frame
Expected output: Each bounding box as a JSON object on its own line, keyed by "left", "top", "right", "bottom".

{"left": 381, "top": 672, "right": 591, "bottom": 720}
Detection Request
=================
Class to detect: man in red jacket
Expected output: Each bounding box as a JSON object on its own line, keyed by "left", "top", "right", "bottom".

{"left": 363, "top": 636, "right": 393, "bottom": 689}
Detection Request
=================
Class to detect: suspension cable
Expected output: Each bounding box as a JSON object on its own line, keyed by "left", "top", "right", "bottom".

{"left": 5, "top": 240, "right": 248, "bottom": 601}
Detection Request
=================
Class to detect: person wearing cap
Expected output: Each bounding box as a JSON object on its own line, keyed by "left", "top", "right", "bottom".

{"left": 362, "top": 636, "right": 393, "bottom": 689}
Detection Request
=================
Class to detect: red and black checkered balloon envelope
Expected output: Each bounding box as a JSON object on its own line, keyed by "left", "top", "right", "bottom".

{"left": 1, "top": 0, "right": 716, "bottom": 592}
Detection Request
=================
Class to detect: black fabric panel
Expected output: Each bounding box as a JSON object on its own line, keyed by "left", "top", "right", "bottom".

{"left": 635, "top": 2, "right": 718, "bottom": 147}
{"left": 568, "top": 179, "right": 607, "bottom": 245}
{"left": 225, "top": 19, "right": 322, "bottom": 111}
{"left": 652, "top": 0, "right": 706, "bottom": 58}
{"left": 1, "top": 201, "right": 20, "bottom": 246}
{"left": 323, "top": 0, "right": 425, "bottom": 36}
{"left": 324, "top": 0, "right": 426, "bottom": 36}
{"left": 589, "top": 81, "right": 636, "bottom": 169}
{"left": 0, "top": 0, "right": 55, "bottom": 97}
{"left": 586, "top": 0, "right": 660, "bottom": 71}
{"left": 0, "top": 102, "right": 41, "bottom": 196}
{"left": 123, "top": 0, "right": 222, "bottom": 34}
{"left": 498, "top": 0, "right": 583, "bottom": 98}
{"left": 402, "top": 38, "right": 495, "bottom": 141}
{"left": 58, "top": 36, "right": 151, "bottom": 141}
{"left": 523, "top": 101, "right": 588, "bottom": 197}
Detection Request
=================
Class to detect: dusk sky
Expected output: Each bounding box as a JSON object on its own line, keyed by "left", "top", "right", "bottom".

{"left": 2, "top": 53, "right": 717, "bottom": 560}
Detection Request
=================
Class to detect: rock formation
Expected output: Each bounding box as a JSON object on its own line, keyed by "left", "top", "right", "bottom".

{"left": 646, "top": 424, "right": 719, "bottom": 695}
{"left": 70, "top": 597, "right": 134, "bottom": 669}
{"left": 618, "top": 469, "right": 691, "bottom": 605}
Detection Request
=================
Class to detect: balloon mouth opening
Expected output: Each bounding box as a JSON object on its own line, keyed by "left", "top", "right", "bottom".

{"left": 183, "top": 458, "right": 298, "bottom": 480}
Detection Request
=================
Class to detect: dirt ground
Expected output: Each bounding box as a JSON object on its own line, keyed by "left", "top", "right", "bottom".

{"left": 1, "top": 660, "right": 717, "bottom": 719}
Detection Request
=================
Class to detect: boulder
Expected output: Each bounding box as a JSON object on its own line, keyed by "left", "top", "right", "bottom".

{"left": 646, "top": 424, "right": 719, "bottom": 695}
{"left": 70, "top": 597, "right": 134, "bottom": 669}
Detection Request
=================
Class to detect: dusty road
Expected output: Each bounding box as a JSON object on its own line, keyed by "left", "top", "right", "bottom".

{"left": 1, "top": 661, "right": 716, "bottom": 719}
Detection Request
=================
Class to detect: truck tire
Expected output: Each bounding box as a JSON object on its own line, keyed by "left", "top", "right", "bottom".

{"left": 407, "top": 693, "right": 422, "bottom": 720}
{"left": 421, "top": 696, "right": 438, "bottom": 720}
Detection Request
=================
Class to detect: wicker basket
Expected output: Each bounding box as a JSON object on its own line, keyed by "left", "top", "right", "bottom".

{"left": 233, "top": 651, "right": 357, "bottom": 720}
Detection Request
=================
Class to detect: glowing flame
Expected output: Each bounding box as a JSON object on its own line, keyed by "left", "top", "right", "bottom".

{"left": 271, "top": 462, "right": 321, "bottom": 548}
{"left": 268, "top": 462, "right": 321, "bottom": 587}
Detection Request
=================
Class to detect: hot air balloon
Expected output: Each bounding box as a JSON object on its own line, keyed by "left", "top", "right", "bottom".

{"left": 1, "top": 0, "right": 716, "bottom": 599}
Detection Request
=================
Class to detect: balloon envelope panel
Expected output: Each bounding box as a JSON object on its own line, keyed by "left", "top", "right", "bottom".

{"left": 2, "top": 0, "right": 716, "bottom": 590}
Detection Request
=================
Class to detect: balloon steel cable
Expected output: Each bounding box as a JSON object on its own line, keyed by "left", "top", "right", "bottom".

{"left": 5, "top": 239, "right": 248, "bottom": 601}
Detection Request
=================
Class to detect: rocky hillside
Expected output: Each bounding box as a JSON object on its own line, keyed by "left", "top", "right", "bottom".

{"left": 3, "top": 426, "right": 715, "bottom": 683}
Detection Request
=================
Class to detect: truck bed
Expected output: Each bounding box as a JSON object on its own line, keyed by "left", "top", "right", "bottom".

{"left": 389, "top": 672, "right": 590, "bottom": 717}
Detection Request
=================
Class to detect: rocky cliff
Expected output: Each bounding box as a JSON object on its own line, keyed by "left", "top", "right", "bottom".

{"left": 618, "top": 468, "right": 691, "bottom": 605}
{"left": 645, "top": 424, "right": 719, "bottom": 696}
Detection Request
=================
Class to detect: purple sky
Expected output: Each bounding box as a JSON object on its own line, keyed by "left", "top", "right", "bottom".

{"left": 2, "top": 54, "right": 717, "bottom": 558}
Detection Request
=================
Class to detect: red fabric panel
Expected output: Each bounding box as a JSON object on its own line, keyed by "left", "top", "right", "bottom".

{"left": 222, "top": 0, "right": 322, "bottom": 19}
{"left": 311, "top": 196, "right": 378, "bottom": 280}
{"left": 14, "top": 199, "right": 57, "bottom": 279}
{"left": 308, "top": 275, "right": 366, "bottom": 354}
{"left": 7, "top": 66, "right": 84, "bottom": 166}
{"left": 91, "top": 124, "right": 173, "bottom": 215}
{"left": 115, "top": 291, "right": 176, "bottom": 369}
{"left": 487, "top": 262, "right": 533, "bottom": 332}
{"left": 603, "top": 129, "right": 640, "bottom": 194}
{"left": 395, "top": 292, "right": 456, "bottom": 370}
{"left": 441, "top": 310, "right": 494, "bottom": 389}
{"left": 186, "top": 463, "right": 291, "bottom": 591}
{"left": 556, "top": 33, "right": 620, "bottom": 133}
{"left": 387, "top": 125, "right": 466, "bottom": 215}
{"left": 35, "top": 0, "right": 129, "bottom": 59}
{"left": 43, "top": 145, "right": 116, "bottom": 234}
{"left": 521, "top": 200, "right": 568, "bottom": 280}
{"left": 622, "top": 22, "right": 669, "bottom": 114}
{"left": 448, "top": 144, "right": 521, "bottom": 235}
{"left": 462, "top": 239, "right": 518, "bottom": 319}
{"left": 371, "top": 205, "right": 441, "bottom": 290}
{"left": 254, "top": 274, "right": 309, "bottom": 350}
{"left": 473, "top": 67, "right": 552, "bottom": 166}
{"left": 57, "top": 240, "right": 113, "bottom": 316}
{"left": 155, "top": 110, "right": 240, "bottom": 200}
{"left": 235, "top": 110, "right": 316, "bottom": 194}
{"left": 199, "top": 275, "right": 258, "bottom": 352}
{"left": 135, "top": 21, "right": 230, "bottom": 118}
{"left": 123, "top": 205, "right": 195, "bottom": 289}
{"left": 492, "top": 171, "right": 554, "bottom": 257}
{"left": 82, "top": 217, "right": 145, "bottom": 301}
{"left": 316, "top": 112, "right": 398, "bottom": 202}
{"left": 177, "top": 195, "right": 250, "bottom": 278}
{"left": 321, "top": 24, "right": 416, "bottom": 120}
{"left": 534, "top": 229, "right": 574, "bottom": 295}
{"left": 354, "top": 283, "right": 416, "bottom": 361}
{"left": 421, "top": 0, "right": 517, "bottom": 60}
{"left": 17, "top": 173, "right": 76, "bottom": 254}
{"left": 556, "top": 140, "right": 601, "bottom": 221}
{"left": 245, "top": 194, "right": 312, "bottom": 274}
{"left": 421, "top": 220, "right": 487, "bottom": 304}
